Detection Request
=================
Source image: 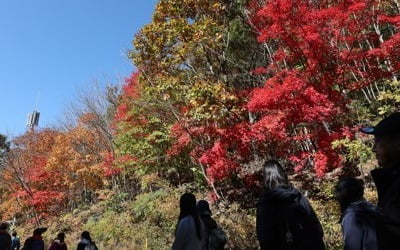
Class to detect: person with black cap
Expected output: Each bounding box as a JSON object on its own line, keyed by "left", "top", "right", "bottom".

{"left": 22, "top": 228, "right": 47, "bottom": 250}
{"left": 0, "top": 222, "right": 11, "bottom": 250}
{"left": 197, "top": 200, "right": 227, "bottom": 250}
{"left": 360, "top": 112, "right": 400, "bottom": 249}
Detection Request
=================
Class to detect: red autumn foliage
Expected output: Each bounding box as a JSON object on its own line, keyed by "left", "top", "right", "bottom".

{"left": 114, "top": 72, "right": 141, "bottom": 123}
{"left": 167, "top": 0, "right": 400, "bottom": 183}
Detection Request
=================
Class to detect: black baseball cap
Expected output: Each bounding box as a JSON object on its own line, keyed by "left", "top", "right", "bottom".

{"left": 360, "top": 112, "right": 400, "bottom": 136}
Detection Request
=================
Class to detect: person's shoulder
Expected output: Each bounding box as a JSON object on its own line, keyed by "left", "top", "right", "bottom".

{"left": 89, "top": 241, "right": 98, "bottom": 250}
{"left": 24, "top": 236, "right": 34, "bottom": 242}
{"left": 178, "top": 216, "right": 197, "bottom": 230}
{"left": 342, "top": 204, "right": 370, "bottom": 224}
{"left": 209, "top": 217, "right": 218, "bottom": 228}
{"left": 77, "top": 242, "right": 87, "bottom": 250}
{"left": 180, "top": 215, "right": 193, "bottom": 223}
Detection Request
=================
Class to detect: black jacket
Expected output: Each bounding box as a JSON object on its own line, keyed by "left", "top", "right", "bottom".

{"left": 76, "top": 240, "right": 98, "bottom": 250}
{"left": 256, "top": 185, "right": 325, "bottom": 250}
{"left": 341, "top": 200, "right": 378, "bottom": 250}
{"left": 372, "top": 167, "right": 400, "bottom": 250}
{"left": 0, "top": 230, "right": 11, "bottom": 250}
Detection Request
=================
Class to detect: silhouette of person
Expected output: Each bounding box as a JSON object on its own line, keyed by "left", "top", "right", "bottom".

{"left": 335, "top": 178, "right": 378, "bottom": 250}
{"left": 48, "top": 232, "right": 67, "bottom": 250}
{"left": 197, "top": 200, "right": 226, "bottom": 250}
{"left": 361, "top": 112, "right": 400, "bottom": 249}
{"left": 23, "top": 227, "right": 47, "bottom": 250}
{"left": 256, "top": 160, "right": 325, "bottom": 250}
{"left": 172, "top": 193, "right": 206, "bottom": 250}
{"left": 11, "top": 231, "right": 20, "bottom": 250}
{"left": 77, "top": 231, "right": 97, "bottom": 250}
{"left": 0, "top": 222, "right": 11, "bottom": 250}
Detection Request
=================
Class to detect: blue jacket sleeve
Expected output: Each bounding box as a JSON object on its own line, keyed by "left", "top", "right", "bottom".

{"left": 172, "top": 218, "right": 189, "bottom": 250}
{"left": 342, "top": 212, "right": 363, "bottom": 250}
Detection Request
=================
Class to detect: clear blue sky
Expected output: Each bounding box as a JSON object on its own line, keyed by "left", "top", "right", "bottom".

{"left": 0, "top": 0, "right": 157, "bottom": 137}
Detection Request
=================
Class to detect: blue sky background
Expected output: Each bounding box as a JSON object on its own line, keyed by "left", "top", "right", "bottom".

{"left": 0, "top": 0, "right": 157, "bottom": 137}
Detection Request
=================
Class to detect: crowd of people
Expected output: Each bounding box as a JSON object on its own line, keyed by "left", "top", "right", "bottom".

{"left": 171, "top": 113, "right": 400, "bottom": 250}
{"left": 2, "top": 113, "right": 400, "bottom": 250}
{"left": 0, "top": 226, "right": 97, "bottom": 250}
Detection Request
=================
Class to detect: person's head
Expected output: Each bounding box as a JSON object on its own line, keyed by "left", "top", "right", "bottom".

{"left": 335, "top": 177, "right": 364, "bottom": 212}
{"left": 361, "top": 112, "right": 400, "bottom": 168}
{"left": 0, "top": 222, "right": 9, "bottom": 231}
{"left": 262, "top": 159, "right": 288, "bottom": 190}
{"left": 33, "top": 227, "right": 47, "bottom": 236}
{"left": 179, "top": 193, "right": 197, "bottom": 219}
{"left": 57, "top": 232, "right": 65, "bottom": 242}
{"left": 373, "top": 134, "right": 400, "bottom": 168}
{"left": 197, "top": 200, "right": 212, "bottom": 216}
{"left": 12, "top": 231, "right": 17, "bottom": 237}
{"left": 177, "top": 193, "right": 202, "bottom": 240}
{"left": 81, "top": 231, "right": 92, "bottom": 241}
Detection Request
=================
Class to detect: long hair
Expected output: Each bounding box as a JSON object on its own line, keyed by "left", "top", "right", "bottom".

{"left": 263, "top": 160, "right": 288, "bottom": 190}
{"left": 335, "top": 178, "right": 364, "bottom": 213}
{"left": 177, "top": 193, "right": 202, "bottom": 240}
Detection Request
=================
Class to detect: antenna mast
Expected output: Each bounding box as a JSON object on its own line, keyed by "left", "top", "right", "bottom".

{"left": 27, "top": 92, "right": 41, "bottom": 132}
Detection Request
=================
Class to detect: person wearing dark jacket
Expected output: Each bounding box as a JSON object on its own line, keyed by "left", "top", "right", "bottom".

{"left": 172, "top": 193, "right": 206, "bottom": 250}
{"left": 256, "top": 160, "right": 325, "bottom": 250}
{"left": 11, "top": 231, "right": 20, "bottom": 250}
{"left": 0, "top": 222, "right": 11, "bottom": 250}
{"left": 335, "top": 178, "right": 378, "bottom": 250}
{"left": 48, "top": 232, "right": 67, "bottom": 250}
{"left": 23, "top": 228, "right": 47, "bottom": 250}
{"left": 361, "top": 112, "right": 400, "bottom": 249}
{"left": 197, "top": 200, "right": 227, "bottom": 250}
{"left": 76, "top": 231, "right": 97, "bottom": 250}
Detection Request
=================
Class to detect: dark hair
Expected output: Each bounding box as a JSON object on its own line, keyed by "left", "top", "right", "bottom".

{"left": 57, "top": 232, "right": 65, "bottom": 242}
{"left": 263, "top": 160, "right": 288, "bottom": 190}
{"left": 197, "top": 200, "right": 212, "bottom": 216}
{"left": 335, "top": 178, "right": 364, "bottom": 213}
{"left": 12, "top": 231, "right": 17, "bottom": 237}
{"left": 177, "top": 193, "right": 202, "bottom": 240}
{"left": 81, "top": 231, "right": 92, "bottom": 241}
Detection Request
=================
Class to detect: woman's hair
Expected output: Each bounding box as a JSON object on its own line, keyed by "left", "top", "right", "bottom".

{"left": 335, "top": 177, "right": 364, "bottom": 212}
{"left": 263, "top": 160, "right": 288, "bottom": 190}
{"left": 81, "top": 231, "right": 92, "bottom": 241}
{"left": 177, "top": 193, "right": 202, "bottom": 240}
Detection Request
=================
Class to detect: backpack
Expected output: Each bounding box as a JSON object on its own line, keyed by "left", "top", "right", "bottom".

{"left": 276, "top": 199, "right": 325, "bottom": 250}
{"left": 208, "top": 227, "right": 227, "bottom": 250}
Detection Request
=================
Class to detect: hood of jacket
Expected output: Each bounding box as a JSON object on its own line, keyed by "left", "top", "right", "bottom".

{"left": 341, "top": 200, "right": 378, "bottom": 223}
{"left": 259, "top": 185, "right": 302, "bottom": 205}
{"left": 344, "top": 200, "right": 377, "bottom": 215}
